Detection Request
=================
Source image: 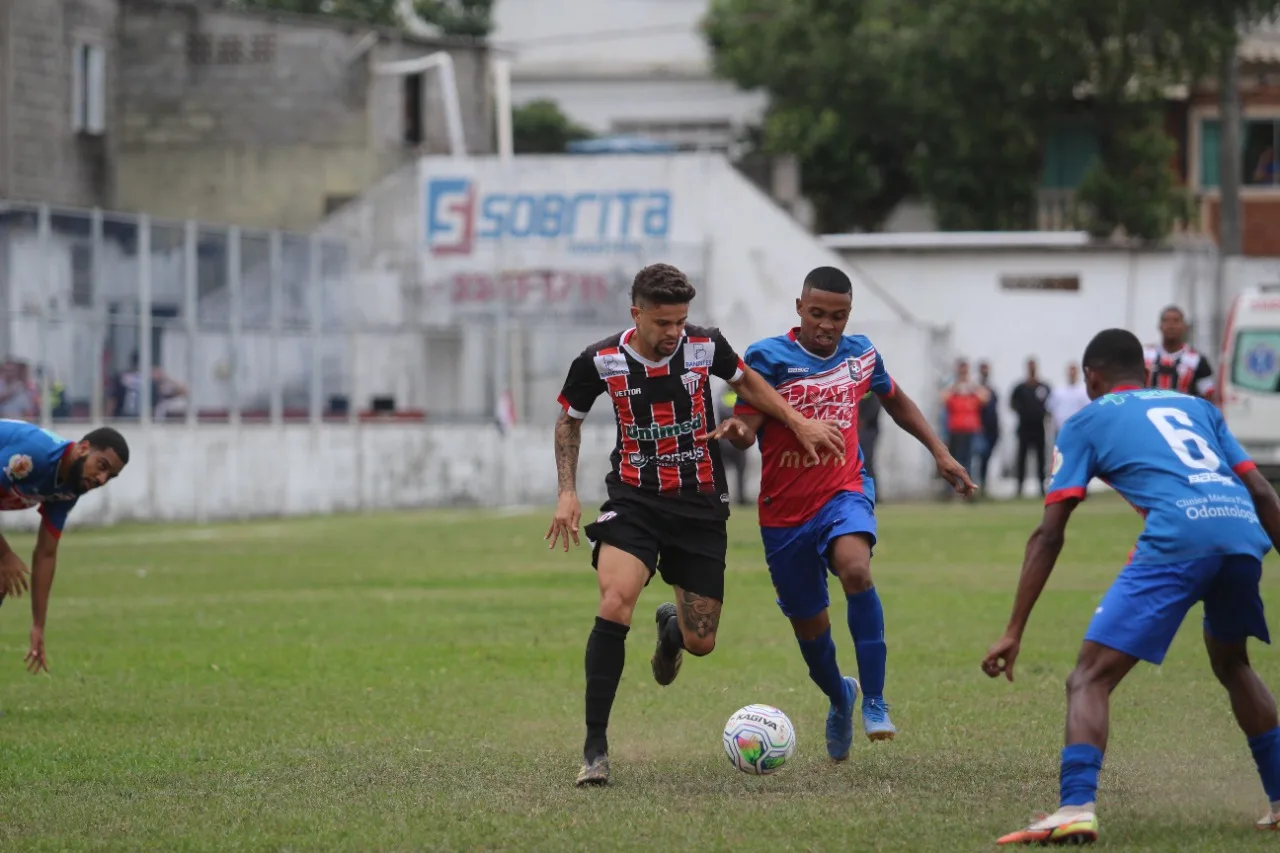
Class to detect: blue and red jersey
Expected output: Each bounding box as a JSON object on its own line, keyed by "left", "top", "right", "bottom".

{"left": 735, "top": 330, "right": 895, "bottom": 527}
{"left": 0, "top": 420, "right": 78, "bottom": 538}
{"left": 1046, "top": 386, "right": 1271, "bottom": 564}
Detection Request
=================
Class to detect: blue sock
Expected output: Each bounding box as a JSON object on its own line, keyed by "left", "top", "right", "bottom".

{"left": 797, "top": 628, "right": 846, "bottom": 704}
{"left": 1249, "top": 726, "right": 1280, "bottom": 803}
{"left": 1059, "top": 743, "right": 1104, "bottom": 807}
{"left": 846, "top": 587, "right": 887, "bottom": 699}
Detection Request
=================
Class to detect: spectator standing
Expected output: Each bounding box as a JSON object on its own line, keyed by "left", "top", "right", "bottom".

{"left": 976, "top": 360, "right": 1000, "bottom": 490}
{"left": 940, "top": 358, "right": 988, "bottom": 494}
{"left": 858, "top": 390, "right": 882, "bottom": 481}
{"left": 1047, "top": 362, "right": 1090, "bottom": 433}
{"left": 1010, "top": 358, "right": 1052, "bottom": 497}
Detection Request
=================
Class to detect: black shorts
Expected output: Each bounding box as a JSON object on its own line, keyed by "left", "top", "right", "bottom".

{"left": 583, "top": 494, "right": 728, "bottom": 601}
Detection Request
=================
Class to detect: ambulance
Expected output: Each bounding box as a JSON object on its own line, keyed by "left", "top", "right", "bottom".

{"left": 1220, "top": 284, "right": 1280, "bottom": 485}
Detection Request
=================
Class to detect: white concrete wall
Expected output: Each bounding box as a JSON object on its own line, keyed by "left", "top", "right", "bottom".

{"left": 0, "top": 423, "right": 617, "bottom": 534}
{"left": 826, "top": 236, "right": 1280, "bottom": 480}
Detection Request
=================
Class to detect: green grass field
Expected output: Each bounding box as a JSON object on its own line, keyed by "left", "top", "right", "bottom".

{"left": 1, "top": 496, "right": 1279, "bottom": 851}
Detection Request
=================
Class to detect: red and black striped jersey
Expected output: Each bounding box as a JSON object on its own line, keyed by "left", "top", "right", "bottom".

{"left": 558, "top": 325, "right": 746, "bottom": 519}
{"left": 1143, "top": 344, "right": 1215, "bottom": 398}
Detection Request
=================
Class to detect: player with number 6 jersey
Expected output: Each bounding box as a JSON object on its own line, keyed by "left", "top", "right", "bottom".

{"left": 983, "top": 328, "right": 1280, "bottom": 845}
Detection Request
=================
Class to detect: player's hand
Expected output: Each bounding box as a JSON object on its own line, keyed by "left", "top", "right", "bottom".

{"left": 0, "top": 551, "right": 30, "bottom": 598}
{"left": 545, "top": 492, "right": 582, "bottom": 552}
{"left": 982, "top": 633, "right": 1020, "bottom": 682}
{"left": 790, "top": 418, "right": 846, "bottom": 466}
{"left": 709, "top": 417, "right": 751, "bottom": 444}
{"left": 25, "top": 626, "right": 47, "bottom": 675}
{"left": 935, "top": 451, "right": 977, "bottom": 497}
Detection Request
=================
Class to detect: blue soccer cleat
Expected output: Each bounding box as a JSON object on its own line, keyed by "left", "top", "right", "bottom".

{"left": 862, "top": 696, "right": 897, "bottom": 741}
{"left": 826, "top": 676, "right": 860, "bottom": 761}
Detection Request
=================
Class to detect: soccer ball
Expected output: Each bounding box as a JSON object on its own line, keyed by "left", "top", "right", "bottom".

{"left": 722, "top": 703, "right": 796, "bottom": 774}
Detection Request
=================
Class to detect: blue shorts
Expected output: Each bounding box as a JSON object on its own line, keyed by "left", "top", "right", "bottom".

{"left": 1085, "top": 553, "right": 1271, "bottom": 665}
{"left": 760, "top": 490, "right": 876, "bottom": 621}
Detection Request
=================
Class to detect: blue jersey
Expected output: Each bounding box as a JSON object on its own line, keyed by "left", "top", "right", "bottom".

{"left": 1046, "top": 387, "right": 1271, "bottom": 564}
{"left": 735, "top": 329, "right": 895, "bottom": 526}
{"left": 0, "top": 420, "right": 78, "bottom": 538}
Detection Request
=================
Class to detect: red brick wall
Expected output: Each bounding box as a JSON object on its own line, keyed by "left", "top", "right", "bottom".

{"left": 1204, "top": 197, "right": 1280, "bottom": 256}
{"left": 1189, "top": 81, "right": 1280, "bottom": 108}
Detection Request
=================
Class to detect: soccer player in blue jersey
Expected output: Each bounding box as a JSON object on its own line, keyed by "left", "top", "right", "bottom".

{"left": 719, "top": 266, "right": 975, "bottom": 760}
{"left": 983, "top": 328, "right": 1280, "bottom": 845}
{"left": 0, "top": 420, "right": 129, "bottom": 673}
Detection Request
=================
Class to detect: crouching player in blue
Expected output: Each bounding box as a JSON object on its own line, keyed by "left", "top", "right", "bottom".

{"left": 719, "top": 266, "right": 975, "bottom": 759}
{"left": 984, "top": 328, "right": 1280, "bottom": 845}
{"left": 0, "top": 420, "right": 129, "bottom": 673}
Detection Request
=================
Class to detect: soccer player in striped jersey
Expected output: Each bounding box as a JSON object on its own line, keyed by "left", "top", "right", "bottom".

{"left": 720, "top": 266, "right": 975, "bottom": 759}
{"left": 546, "top": 263, "right": 846, "bottom": 787}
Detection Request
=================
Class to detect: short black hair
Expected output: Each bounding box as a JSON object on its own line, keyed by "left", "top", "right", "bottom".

{"left": 631, "top": 263, "right": 696, "bottom": 306}
{"left": 802, "top": 266, "right": 852, "bottom": 295}
{"left": 83, "top": 426, "right": 130, "bottom": 465}
{"left": 1160, "top": 304, "right": 1186, "bottom": 321}
{"left": 1082, "top": 328, "right": 1146, "bottom": 382}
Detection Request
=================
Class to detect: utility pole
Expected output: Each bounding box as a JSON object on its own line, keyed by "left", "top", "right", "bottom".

{"left": 1214, "top": 28, "right": 1244, "bottom": 359}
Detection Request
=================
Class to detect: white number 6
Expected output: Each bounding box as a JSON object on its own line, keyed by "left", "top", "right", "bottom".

{"left": 1146, "top": 407, "right": 1221, "bottom": 472}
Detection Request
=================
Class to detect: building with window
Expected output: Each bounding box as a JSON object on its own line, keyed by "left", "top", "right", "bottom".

{"left": 491, "top": 0, "right": 765, "bottom": 155}
{"left": 0, "top": 0, "right": 494, "bottom": 230}
{"left": 1036, "top": 19, "right": 1280, "bottom": 255}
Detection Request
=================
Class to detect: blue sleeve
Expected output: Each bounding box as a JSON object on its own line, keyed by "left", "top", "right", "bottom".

{"left": 39, "top": 499, "right": 76, "bottom": 538}
{"left": 870, "top": 347, "right": 895, "bottom": 397}
{"left": 735, "top": 342, "right": 775, "bottom": 416}
{"left": 1209, "top": 404, "right": 1255, "bottom": 474}
{"left": 1046, "top": 416, "right": 1096, "bottom": 504}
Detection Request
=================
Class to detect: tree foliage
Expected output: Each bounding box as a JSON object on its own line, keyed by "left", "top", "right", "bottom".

{"left": 228, "top": 0, "right": 493, "bottom": 37}
{"left": 704, "top": 0, "right": 1280, "bottom": 238}
{"left": 512, "top": 99, "right": 594, "bottom": 154}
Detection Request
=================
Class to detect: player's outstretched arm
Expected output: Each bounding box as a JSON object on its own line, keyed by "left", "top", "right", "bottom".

{"left": 26, "top": 524, "right": 59, "bottom": 674}
{"left": 546, "top": 411, "right": 584, "bottom": 552}
{"left": 1240, "top": 468, "right": 1280, "bottom": 553}
{"left": 0, "top": 532, "right": 30, "bottom": 599}
{"left": 880, "top": 386, "right": 976, "bottom": 495}
{"left": 710, "top": 413, "right": 764, "bottom": 450}
{"left": 982, "top": 500, "right": 1078, "bottom": 682}
{"left": 729, "top": 366, "right": 845, "bottom": 464}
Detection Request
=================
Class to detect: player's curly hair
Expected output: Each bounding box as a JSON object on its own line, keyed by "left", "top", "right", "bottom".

{"left": 631, "top": 263, "right": 696, "bottom": 306}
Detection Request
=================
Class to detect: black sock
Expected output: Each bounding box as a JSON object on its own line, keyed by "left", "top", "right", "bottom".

{"left": 584, "top": 616, "right": 629, "bottom": 761}
{"left": 661, "top": 608, "right": 685, "bottom": 652}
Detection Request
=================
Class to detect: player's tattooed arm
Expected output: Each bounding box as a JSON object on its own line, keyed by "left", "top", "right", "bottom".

{"left": 553, "top": 411, "right": 582, "bottom": 495}
{"left": 547, "top": 413, "right": 585, "bottom": 551}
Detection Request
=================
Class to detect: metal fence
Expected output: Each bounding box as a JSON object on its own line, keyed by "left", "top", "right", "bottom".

{"left": 0, "top": 201, "right": 353, "bottom": 428}
{"left": 0, "top": 199, "right": 715, "bottom": 430}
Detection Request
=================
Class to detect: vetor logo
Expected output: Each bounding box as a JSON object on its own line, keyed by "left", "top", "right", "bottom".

{"left": 425, "top": 177, "right": 673, "bottom": 257}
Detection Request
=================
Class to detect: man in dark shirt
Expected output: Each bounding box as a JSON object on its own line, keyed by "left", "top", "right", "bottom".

{"left": 1010, "top": 358, "right": 1051, "bottom": 498}
{"left": 977, "top": 361, "right": 1000, "bottom": 490}
{"left": 857, "top": 391, "right": 882, "bottom": 481}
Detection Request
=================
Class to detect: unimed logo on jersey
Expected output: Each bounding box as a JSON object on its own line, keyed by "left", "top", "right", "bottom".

{"left": 625, "top": 413, "right": 704, "bottom": 442}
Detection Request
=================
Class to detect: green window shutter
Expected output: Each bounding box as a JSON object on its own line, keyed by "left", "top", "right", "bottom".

{"left": 1200, "top": 119, "right": 1221, "bottom": 188}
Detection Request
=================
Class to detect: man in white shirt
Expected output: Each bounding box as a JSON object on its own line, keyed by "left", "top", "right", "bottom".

{"left": 1047, "top": 362, "right": 1091, "bottom": 432}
